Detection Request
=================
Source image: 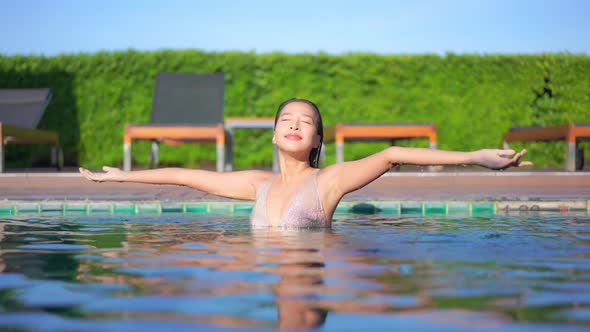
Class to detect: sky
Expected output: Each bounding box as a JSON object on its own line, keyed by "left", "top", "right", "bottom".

{"left": 1, "top": 0, "right": 588, "bottom": 56}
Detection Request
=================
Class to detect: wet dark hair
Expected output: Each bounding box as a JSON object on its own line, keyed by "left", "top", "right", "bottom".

{"left": 274, "top": 98, "right": 324, "bottom": 168}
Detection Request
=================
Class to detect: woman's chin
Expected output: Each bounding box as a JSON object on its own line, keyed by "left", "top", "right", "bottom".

{"left": 278, "top": 148, "right": 310, "bottom": 160}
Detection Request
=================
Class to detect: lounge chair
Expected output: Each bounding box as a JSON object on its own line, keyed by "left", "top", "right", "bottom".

{"left": 0, "top": 88, "right": 61, "bottom": 172}
{"left": 334, "top": 122, "right": 437, "bottom": 164}
{"left": 503, "top": 123, "right": 589, "bottom": 171}
{"left": 123, "top": 72, "right": 225, "bottom": 172}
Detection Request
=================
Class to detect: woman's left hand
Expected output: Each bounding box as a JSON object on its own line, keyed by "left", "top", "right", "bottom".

{"left": 470, "top": 149, "right": 533, "bottom": 170}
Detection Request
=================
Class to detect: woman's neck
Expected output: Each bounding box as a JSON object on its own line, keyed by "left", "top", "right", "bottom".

{"left": 278, "top": 154, "right": 314, "bottom": 183}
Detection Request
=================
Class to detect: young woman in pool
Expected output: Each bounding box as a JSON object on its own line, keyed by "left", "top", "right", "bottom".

{"left": 80, "top": 98, "right": 532, "bottom": 228}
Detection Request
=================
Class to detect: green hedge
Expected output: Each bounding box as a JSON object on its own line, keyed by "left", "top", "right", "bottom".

{"left": 1, "top": 51, "right": 588, "bottom": 169}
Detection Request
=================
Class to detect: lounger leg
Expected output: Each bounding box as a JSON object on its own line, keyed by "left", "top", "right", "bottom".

{"left": 319, "top": 143, "right": 326, "bottom": 165}
{"left": 336, "top": 143, "right": 344, "bottom": 163}
{"left": 51, "top": 145, "right": 62, "bottom": 170}
{"left": 51, "top": 146, "right": 56, "bottom": 166}
{"left": 216, "top": 143, "right": 225, "bottom": 172}
{"left": 566, "top": 142, "right": 576, "bottom": 172}
{"left": 0, "top": 142, "right": 4, "bottom": 173}
{"left": 224, "top": 129, "right": 233, "bottom": 171}
{"left": 123, "top": 143, "right": 132, "bottom": 171}
{"left": 150, "top": 142, "right": 159, "bottom": 169}
{"left": 272, "top": 145, "right": 279, "bottom": 172}
{"left": 428, "top": 142, "right": 440, "bottom": 172}
{"left": 502, "top": 141, "right": 510, "bottom": 150}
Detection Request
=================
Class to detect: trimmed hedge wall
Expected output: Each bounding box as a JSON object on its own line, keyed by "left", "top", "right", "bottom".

{"left": 1, "top": 51, "right": 588, "bottom": 169}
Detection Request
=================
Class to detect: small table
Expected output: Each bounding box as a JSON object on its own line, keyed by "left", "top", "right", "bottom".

{"left": 224, "top": 117, "right": 278, "bottom": 172}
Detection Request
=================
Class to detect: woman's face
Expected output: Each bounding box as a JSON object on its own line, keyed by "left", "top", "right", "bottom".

{"left": 273, "top": 102, "right": 321, "bottom": 155}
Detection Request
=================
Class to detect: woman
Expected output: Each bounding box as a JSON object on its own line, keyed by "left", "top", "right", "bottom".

{"left": 80, "top": 98, "right": 531, "bottom": 228}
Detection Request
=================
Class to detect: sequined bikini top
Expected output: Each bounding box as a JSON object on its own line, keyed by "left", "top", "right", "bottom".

{"left": 250, "top": 169, "right": 329, "bottom": 228}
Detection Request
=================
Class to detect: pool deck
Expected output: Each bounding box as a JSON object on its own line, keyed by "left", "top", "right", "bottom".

{"left": 1, "top": 170, "right": 589, "bottom": 202}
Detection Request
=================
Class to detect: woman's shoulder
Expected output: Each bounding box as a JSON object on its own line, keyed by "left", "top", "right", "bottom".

{"left": 235, "top": 169, "right": 275, "bottom": 189}
{"left": 317, "top": 163, "right": 341, "bottom": 179}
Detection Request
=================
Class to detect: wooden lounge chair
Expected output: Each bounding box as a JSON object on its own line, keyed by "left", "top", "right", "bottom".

{"left": 335, "top": 122, "right": 437, "bottom": 164}
{"left": 0, "top": 88, "right": 61, "bottom": 172}
{"left": 123, "top": 72, "right": 225, "bottom": 172}
{"left": 503, "top": 123, "right": 590, "bottom": 171}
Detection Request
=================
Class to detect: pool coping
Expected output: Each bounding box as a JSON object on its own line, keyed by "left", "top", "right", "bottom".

{"left": 1, "top": 171, "right": 589, "bottom": 216}
{"left": 1, "top": 199, "right": 588, "bottom": 216}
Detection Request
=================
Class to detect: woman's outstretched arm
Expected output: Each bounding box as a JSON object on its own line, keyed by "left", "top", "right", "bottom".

{"left": 79, "top": 167, "right": 272, "bottom": 200}
{"left": 322, "top": 147, "right": 532, "bottom": 196}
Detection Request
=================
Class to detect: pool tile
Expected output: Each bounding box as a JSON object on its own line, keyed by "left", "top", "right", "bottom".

{"left": 209, "top": 203, "right": 232, "bottom": 214}
{"left": 136, "top": 203, "right": 161, "bottom": 214}
{"left": 400, "top": 202, "right": 423, "bottom": 215}
{"left": 471, "top": 202, "right": 495, "bottom": 214}
{"left": 446, "top": 202, "right": 470, "bottom": 214}
{"left": 233, "top": 203, "right": 253, "bottom": 214}
{"left": 89, "top": 203, "right": 113, "bottom": 214}
{"left": 374, "top": 201, "right": 401, "bottom": 215}
{"left": 424, "top": 202, "right": 446, "bottom": 215}
{"left": 0, "top": 205, "right": 15, "bottom": 215}
{"left": 350, "top": 202, "right": 382, "bottom": 214}
{"left": 113, "top": 203, "right": 136, "bottom": 214}
{"left": 335, "top": 202, "right": 352, "bottom": 214}
{"left": 184, "top": 203, "right": 208, "bottom": 213}
{"left": 161, "top": 203, "right": 184, "bottom": 213}
{"left": 16, "top": 203, "right": 40, "bottom": 214}
{"left": 64, "top": 204, "right": 89, "bottom": 214}
{"left": 40, "top": 203, "right": 63, "bottom": 213}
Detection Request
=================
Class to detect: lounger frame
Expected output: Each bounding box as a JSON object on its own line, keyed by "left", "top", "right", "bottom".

{"left": 335, "top": 123, "right": 438, "bottom": 163}
{"left": 503, "top": 123, "right": 590, "bottom": 171}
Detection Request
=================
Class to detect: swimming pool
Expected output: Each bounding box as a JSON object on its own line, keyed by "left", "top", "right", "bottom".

{"left": 0, "top": 210, "right": 589, "bottom": 331}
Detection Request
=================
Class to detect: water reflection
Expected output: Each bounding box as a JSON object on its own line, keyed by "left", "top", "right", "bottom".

{"left": 0, "top": 214, "right": 589, "bottom": 331}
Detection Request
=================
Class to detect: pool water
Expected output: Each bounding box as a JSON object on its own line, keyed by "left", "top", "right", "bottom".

{"left": 0, "top": 213, "right": 589, "bottom": 331}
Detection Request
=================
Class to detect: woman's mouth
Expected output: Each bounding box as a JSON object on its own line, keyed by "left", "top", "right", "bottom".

{"left": 285, "top": 134, "right": 302, "bottom": 140}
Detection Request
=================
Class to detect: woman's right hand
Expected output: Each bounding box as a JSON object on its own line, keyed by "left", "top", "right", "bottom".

{"left": 79, "top": 166, "right": 125, "bottom": 182}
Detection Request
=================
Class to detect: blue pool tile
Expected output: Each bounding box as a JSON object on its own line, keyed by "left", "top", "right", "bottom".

{"left": 424, "top": 202, "right": 446, "bottom": 215}
{"left": 374, "top": 202, "right": 401, "bottom": 215}
{"left": 184, "top": 203, "right": 208, "bottom": 213}
{"left": 0, "top": 205, "right": 15, "bottom": 215}
{"left": 16, "top": 203, "right": 40, "bottom": 214}
{"left": 446, "top": 202, "right": 470, "bottom": 214}
{"left": 335, "top": 202, "right": 352, "bottom": 214}
{"left": 471, "top": 202, "right": 496, "bottom": 214}
{"left": 113, "top": 203, "right": 136, "bottom": 214}
{"left": 40, "top": 203, "right": 63, "bottom": 213}
{"left": 89, "top": 203, "right": 113, "bottom": 214}
{"left": 349, "top": 202, "right": 382, "bottom": 214}
{"left": 161, "top": 204, "right": 184, "bottom": 213}
{"left": 233, "top": 203, "right": 253, "bottom": 214}
{"left": 400, "top": 202, "right": 423, "bottom": 215}
{"left": 64, "top": 204, "right": 89, "bottom": 214}
{"left": 209, "top": 203, "right": 232, "bottom": 214}
{"left": 136, "top": 203, "right": 161, "bottom": 214}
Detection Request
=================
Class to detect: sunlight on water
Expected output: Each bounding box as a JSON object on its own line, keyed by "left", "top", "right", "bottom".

{"left": 0, "top": 213, "right": 589, "bottom": 331}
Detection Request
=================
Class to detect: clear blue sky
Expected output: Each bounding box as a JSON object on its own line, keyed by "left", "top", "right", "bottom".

{"left": 2, "top": 0, "right": 588, "bottom": 56}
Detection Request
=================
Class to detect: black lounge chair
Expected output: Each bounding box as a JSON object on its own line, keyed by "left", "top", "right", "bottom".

{"left": 124, "top": 72, "right": 226, "bottom": 171}
{"left": 0, "top": 88, "right": 61, "bottom": 172}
